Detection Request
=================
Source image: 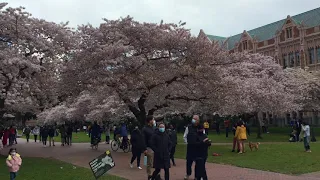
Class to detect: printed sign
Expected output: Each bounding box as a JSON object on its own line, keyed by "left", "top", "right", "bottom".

{"left": 89, "top": 150, "right": 115, "bottom": 179}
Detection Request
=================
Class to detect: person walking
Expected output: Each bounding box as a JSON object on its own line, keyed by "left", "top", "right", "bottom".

{"left": 90, "top": 121, "right": 101, "bottom": 147}
{"left": 8, "top": 126, "right": 15, "bottom": 146}
{"left": 301, "top": 122, "right": 311, "bottom": 152}
{"left": 203, "top": 120, "right": 209, "bottom": 135}
{"left": 2, "top": 127, "right": 9, "bottom": 147}
{"left": 105, "top": 125, "right": 110, "bottom": 144}
{"left": 150, "top": 123, "right": 172, "bottom": 180}
{"left": 6, "top": 148, "right": 22, "bottom": 180}
{"left": 194, "top": 125, "right": 211, "bottom": 180}
{"left": 130, "top": 126, "right": 144, "bottom": 170}
{"left": 41, "top": 126, "right": 49, "bottom": 147}
{"left": 66, "top": 125, "right": 73, "bottom": 146}
{"left": 235, "top": 121, "right": 247, "bottom": 154}
{"left": 32, "top": 126, "right": 40, "bottom": 143}
{"left": 167, "top": 124, "right": 177, "bottom": 166}
{"left": 183, "top": 115, "right": 204, "bottom": 180}
{"left": 48, "top": 125, "right": 55, "bottom": 147}
{"left": 142, "top": 115, "right": 157, "bottom": 180}
{"left": 13, "top": 126, "right": 18, "bottom": 144}
{"left": 59, "top": 125, "right": 67, "bottom": 146}
{"left": 22, "top": 126, "right": 31, "bottom": 143}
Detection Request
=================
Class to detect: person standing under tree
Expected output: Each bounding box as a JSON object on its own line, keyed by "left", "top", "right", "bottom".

{"left": 224, "top": 119, "right": 230, "bottom": 138}
{"left": 235, "top": 121, "right": 247, "bottom": 154}
{"left": 105, "top": 125, "right": 110, "bottom": 144}
{"left": 203, "top": 120, "right": 209, "bottom": 135}
{"left": 194, "top": 125, "right": 211, "bottom": 180}
{"left": 66, "top": 125, "right": 73, "bottom": 146}
{"left": 41, "top": 126, "right": 49, "bottom": 147}
{"left": 59, "top": 125, "right": 67, "bottom": 146}
{"left": 150, "top": 123, "right": 172, "bottom": 180}
{"left": 167, "top": 124, "right": 177, "bottom": 166}
{"left": 142, "top": 115, "right": 157, "bottom": 180}
{"left": 48, "top": 125, "right": 55, "bottom": 147}
{"left": 301, "top": 122, "right": 311, "bottom": 153}
{"left": 130, "top": 126, "right": 144, "bottom": 170}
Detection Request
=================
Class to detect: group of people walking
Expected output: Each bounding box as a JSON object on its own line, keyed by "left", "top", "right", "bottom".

{"left": 0, "top": 126, "right": 18, "bottom": 148}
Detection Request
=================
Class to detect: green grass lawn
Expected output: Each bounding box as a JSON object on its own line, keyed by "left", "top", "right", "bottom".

{"left": 175, "top": 143, "right": 320, "bottom": 175}
{"left": 0, "top": 156, "right": 125, "bottom": 180}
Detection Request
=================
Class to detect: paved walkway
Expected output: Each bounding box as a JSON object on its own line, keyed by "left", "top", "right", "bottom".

{"left": 0, "top": 139, "right": 319, "bottom": 180}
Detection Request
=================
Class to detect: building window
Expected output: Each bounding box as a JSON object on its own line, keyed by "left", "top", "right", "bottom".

{"left": 309, "top": 48, "right": 315, "bottom": 64}
{"left": 289, "top": 53, "right": 294, "bottom": 67}
{"left": 286, "top": 27, "right": 293, "bottom": 39}
{"left": 295, "top": 52, "right": 300, "bottom": 66}
{"left": 317, "top": 47, "right": 320, "bottom": 63}
{"left": 243, "top": 40, "right": 248, "bottom": 50}
{"left": 283, "top": 54, "right": 288, "bottom": 68}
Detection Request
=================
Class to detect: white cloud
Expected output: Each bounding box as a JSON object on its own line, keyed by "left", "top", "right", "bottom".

{"left": 7, "top": 0, "right": 320, "bottom": 36}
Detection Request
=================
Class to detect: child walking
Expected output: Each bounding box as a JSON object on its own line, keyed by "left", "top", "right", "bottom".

{"left": 6, "top": 148, "right": 22, "bottom": 180}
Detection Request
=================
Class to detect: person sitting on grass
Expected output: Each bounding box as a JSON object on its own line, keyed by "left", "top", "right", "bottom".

{"left": 289, "top": 126, "right": 297, "bottom": 142}
{"left": 6, "top": 148, "right": 22, "bottom": 180}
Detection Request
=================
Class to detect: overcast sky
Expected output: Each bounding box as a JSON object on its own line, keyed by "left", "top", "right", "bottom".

{"left": 7, "top": 0, "right": 320, "bottom": 37}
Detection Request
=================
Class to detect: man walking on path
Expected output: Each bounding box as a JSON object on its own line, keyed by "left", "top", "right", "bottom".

{"left": 23, "top": 126, "right": 31, "bottom": 143}
{"left": 142, "top": 115, "right": 156, "bottom": 179}
{"left": 183, "top": 115, "right": 204, "bottom": 180}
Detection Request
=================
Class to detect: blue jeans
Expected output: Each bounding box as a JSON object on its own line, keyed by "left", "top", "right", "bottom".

{"left": 10, "top": 172, "right": 17, "bottom": 180}
{"left": 303, "top": 136, "right": 310, "bottom": 151}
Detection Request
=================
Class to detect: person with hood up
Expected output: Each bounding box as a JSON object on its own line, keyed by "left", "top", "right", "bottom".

{"left": 130, "top": 126, "right": 144, "bottom": 170}
{"left": 150, "top": 123, "right": 172, "bottom": 180}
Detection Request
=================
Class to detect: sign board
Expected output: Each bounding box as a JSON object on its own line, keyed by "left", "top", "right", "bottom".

{"left": 89, "top": 150, "right": 115, "bottom": 179}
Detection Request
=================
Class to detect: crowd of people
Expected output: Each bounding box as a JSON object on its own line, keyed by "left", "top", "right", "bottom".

{"left": 0, "top": 126, "right": 18, "bottom": 148}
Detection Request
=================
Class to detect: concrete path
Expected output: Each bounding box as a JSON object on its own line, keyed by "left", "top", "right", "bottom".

{"left": 0, "top": 139, "right": 319, "bottom": 180}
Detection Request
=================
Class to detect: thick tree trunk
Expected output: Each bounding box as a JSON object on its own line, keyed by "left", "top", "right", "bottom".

{"left": 0, "top": 98, "right": 5, "bottom": 122}
{"left": 256, "top": 111, "right": 263, "bottom": 139}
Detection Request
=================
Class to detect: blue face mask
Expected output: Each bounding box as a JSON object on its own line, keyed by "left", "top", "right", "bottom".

{"left": 192, "top": 119, "right": 196, "bottom": 124}
{"left": 159, "top": 127, "right": 165, "bottom": 133}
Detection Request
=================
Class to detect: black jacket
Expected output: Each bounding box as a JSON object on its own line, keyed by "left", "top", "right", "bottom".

{"left": 195, "top": 133, "right": 211, "bottom": 159}
{"left": 151, "top": 130, "right": 172, "bottom": 169}
{"left": 168, "top": 129, "right": 177, "bottom": 145}
{"left": 186, "top": 125, "right": 198, "bottom": 158}
{"left": 48, "top": 127, "right": 55, "bottom": 137}
{"left": 130, "top": 129, "right": 144, "bottom": 153}
{"left": 41, "top": 128, "right": 49, "bottom": 137}
{"left": 142, "top": 125, "right": 154, "bottom": 150}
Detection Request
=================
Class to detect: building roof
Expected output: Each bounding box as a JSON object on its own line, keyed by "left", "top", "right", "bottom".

{"left": 206, "top": 7, "right": 320, "bottom": 50}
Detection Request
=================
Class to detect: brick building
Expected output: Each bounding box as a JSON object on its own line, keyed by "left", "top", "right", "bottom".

{"left": 200, "top": 7, "right": 320, "bottom": 126}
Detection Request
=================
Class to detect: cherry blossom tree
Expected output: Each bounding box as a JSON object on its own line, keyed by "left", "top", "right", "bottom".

{"left": 59, "top": 16, "right": 306, "bottom": 125}
{"left": 0, "top": 3, "right": 76, "bottom": 122}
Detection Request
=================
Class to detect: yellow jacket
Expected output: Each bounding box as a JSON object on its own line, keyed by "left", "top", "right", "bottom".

{"left": 235, "top": 125, "right": 247, "bottom": 140}
{"left": 203, "top": 122, "right": 209, "bottom": 129}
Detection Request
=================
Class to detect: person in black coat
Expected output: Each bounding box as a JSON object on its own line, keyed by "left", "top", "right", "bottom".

{"left": 150, "top": 123, "right": 172, "bottom": 180}
{"left": 194, "top": 125, "right": 211, "bottom": 180}
{"left": 130, "top": 126, "right": 144, "bottom": 169}
{"left": 41, "top": 126, "right": 49, "bottom": 147}
{"left": 167, "top": 124, "right": 177, "bottom": 166}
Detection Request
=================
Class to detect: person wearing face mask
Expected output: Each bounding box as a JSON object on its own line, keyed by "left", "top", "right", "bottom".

{"left": 150, "top": 123, "right": 172, "bottom": 180}
{"left": 130, "top": 126, "right": 144, "bottom": 170}
{"left": 6, "top": 148, "right": 22, "bottom": 180}
{"left": 183, "top": 115, "right": 204, "bottom": 180}
{"left": 142, "top": 115, "right": 157, "bottom": 179}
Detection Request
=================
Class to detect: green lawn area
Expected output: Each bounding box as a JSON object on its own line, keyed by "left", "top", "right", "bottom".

{"left": 175, "top": 143, "right": 320, "bottom": 175}
{"left": 0, "top": 156, "right": 125, "bottom": 180}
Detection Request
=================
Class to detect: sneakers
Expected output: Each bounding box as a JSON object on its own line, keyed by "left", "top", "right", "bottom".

{"left": 138, "top": 166, "right": 142, "bottom": 170}
{"left": 130, "top": 164, "right": 133, "bottom": 168}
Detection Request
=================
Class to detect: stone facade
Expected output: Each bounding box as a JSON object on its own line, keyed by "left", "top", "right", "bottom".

{"left": 201, "top": 8, "right": 320, "bottom": 126}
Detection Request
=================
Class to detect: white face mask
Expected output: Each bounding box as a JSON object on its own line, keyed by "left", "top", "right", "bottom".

{"left": 11, "top": 152, "right": 16, "bottom": 156}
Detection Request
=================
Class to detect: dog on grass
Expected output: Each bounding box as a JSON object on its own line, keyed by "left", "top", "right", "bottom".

{"left": 248, "top": 142, "right": 260, "bottom": 151}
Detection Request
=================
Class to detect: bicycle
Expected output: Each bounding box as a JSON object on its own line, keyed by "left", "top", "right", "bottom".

{"left": 110, "top": 136, "right": 131, "bottom": 153}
